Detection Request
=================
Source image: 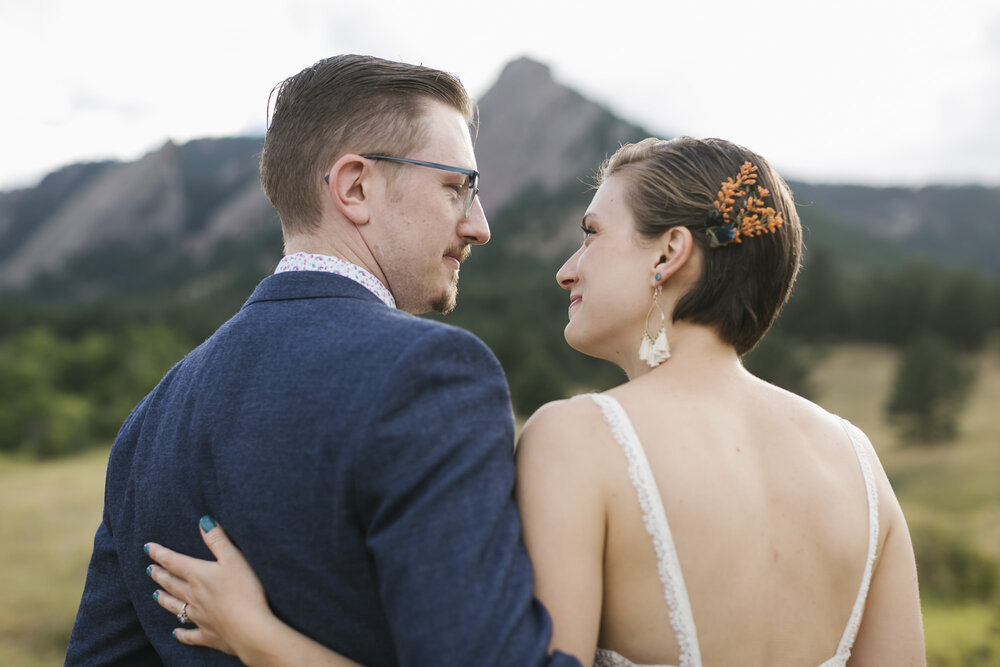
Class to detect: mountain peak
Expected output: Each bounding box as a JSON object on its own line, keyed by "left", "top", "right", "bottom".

{"left": 494, "top": 56, "right": 553, "bottom": 86}
{"left": 475, "top": 57, "right": 648, "bottom": 213}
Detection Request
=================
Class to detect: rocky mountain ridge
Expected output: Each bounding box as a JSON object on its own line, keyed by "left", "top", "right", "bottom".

{"left": 1, "top": 56, "right": 997, "bottom": 301}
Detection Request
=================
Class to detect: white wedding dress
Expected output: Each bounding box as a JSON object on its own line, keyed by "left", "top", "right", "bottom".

{"left": 587, "top": 394, "right": 879, "bottom": 667}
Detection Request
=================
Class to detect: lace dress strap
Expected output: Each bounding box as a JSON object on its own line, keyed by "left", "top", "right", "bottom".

{"left": 589, "top": 394, "right": 702, "bottom": 667}
{"left": 823, "top": 417, "right": 880, "bottom": 664}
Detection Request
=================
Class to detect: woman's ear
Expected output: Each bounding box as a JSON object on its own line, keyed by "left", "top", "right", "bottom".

{"left": 325, "top": 154, "right": 372, "bottom": 226}
{"left": 651, "top": 226, "right": 695, "bottom": 286}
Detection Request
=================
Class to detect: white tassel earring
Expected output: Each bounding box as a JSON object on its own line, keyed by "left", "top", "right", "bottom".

{"left": 638, "top": 283, "right": 671, "bottom": 368}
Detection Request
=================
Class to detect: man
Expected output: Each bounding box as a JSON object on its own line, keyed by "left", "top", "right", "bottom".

{"left": 66, "top": 55, "right": 579, "bottom": 666}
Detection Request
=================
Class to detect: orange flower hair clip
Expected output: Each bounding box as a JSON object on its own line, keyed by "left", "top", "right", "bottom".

{"left": 704, "top": 162, "right": 784, "bottom": 248}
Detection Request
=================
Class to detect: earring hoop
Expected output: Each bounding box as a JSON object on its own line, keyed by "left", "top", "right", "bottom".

{"left": 638, "top": 285, "right": 671, "bottom": 368}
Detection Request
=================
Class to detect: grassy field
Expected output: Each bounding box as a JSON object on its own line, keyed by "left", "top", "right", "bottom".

{"left": 0, "top": 446, "right": 107, "bottom": 666}
{"left": 1, "top": 344, "right": 998, "bottom": 665}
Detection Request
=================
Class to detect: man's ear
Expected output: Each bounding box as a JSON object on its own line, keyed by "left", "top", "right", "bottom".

{"left": 651, "top": 226, "right": 695, "bottom": 287}
{"left": 325, "top": 154, "right": 372, "bottom": 226}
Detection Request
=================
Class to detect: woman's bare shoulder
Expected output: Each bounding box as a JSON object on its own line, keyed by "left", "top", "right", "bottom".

{"left": 521, "top": 394, "right": 606, "bottom": 436}
{"left": 516, "top": 394, "right": 617, "bottom": 466}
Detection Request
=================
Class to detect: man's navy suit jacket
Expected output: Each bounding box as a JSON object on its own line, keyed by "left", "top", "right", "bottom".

{"left": 66, "top": 271, "right": 579, "bottom": 666}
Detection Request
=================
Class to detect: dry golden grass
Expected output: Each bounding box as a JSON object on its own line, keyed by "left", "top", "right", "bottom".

{"left": 0, "top": 447, "right": 108, "bottom": 666}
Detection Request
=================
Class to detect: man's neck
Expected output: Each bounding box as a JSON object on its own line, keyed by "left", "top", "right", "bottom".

{"left": 284, "top": 232, "right": 387, "bottom": 288}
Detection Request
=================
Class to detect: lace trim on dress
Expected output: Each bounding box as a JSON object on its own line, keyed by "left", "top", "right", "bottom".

{"left": 829, "top": 417, "right": 880, "bottom": 662}
{"left": 594, "top": 648, "right": 676, "bottom": 667}
{"left": 589, "top": 394, "right": 702, "bottom": 667}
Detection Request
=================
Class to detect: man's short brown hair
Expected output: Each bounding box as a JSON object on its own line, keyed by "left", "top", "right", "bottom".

{"left": 260, "top": 55, "right": 473, "bottom": 237}
{"left": 599, "top": 137, "right": 803, "bottom": 355}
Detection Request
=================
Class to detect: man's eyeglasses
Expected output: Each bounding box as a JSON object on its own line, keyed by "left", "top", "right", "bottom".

{"left": 324, "top": 155, "right": 480, "bottom": 218}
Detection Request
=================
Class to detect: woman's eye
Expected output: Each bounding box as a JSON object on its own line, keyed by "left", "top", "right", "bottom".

{"left": 580, "top": 224, "right": 596, "bottom": 237}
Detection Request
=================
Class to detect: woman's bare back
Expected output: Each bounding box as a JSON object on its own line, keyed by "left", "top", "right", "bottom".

{"left": 586, "top": 373, "right": 882, "bottom": 665}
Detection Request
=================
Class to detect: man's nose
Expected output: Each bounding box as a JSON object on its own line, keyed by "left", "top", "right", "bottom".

{"left": 461, "top": 196, "right": 490, "bottom": 245}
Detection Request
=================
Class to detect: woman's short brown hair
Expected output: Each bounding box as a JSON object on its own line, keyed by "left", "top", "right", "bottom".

{"left": 598, "top": 137, "right": 802, "bottom": 355}
{"left": 260, "top": 54, "right": 473, "bottom": 237}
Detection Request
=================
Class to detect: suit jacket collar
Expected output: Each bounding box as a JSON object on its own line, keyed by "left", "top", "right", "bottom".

{"left": 243, "top": 271, "right": 386, "bottom": 309}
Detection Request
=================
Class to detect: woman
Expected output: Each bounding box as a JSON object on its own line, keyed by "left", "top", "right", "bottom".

{"left": 146, "top": 137, "right": 926, "bottom": 666}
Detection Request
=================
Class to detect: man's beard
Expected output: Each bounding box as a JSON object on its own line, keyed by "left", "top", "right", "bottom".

{"left": 431, "top": 245, "right": 469, "bottom": 314}
{"left": 431, "top": 280, "right": 458, "bottom": 314}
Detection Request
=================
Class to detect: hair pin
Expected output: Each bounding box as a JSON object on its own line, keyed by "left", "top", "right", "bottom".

{"left": 705, "top": 162, "right": 783, "bottom": 247}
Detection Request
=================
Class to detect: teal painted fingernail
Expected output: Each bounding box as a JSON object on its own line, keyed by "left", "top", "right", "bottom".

{"left": 146, "top": 565, "right": 152, "bottom": 576}
{"left": 199, "top": 515, "right": 217, "bottom": 532}
{"left": 153, "top": 591, "right": 159, "bottom": 601}
{"left": 143, "top": 543, "right": 150, "bottom": 555}
{"left": 172, "top": 630, "right": 177, "bottom": 639}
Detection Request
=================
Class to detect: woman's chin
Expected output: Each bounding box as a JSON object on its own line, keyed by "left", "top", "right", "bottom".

{"left": 563, "top": 326, "right": 594, "bottom": 357}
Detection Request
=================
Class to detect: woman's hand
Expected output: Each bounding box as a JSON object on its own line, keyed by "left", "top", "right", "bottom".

{"left": 146, "top": 517, "right": 363, "bottom": 667}
{"left": 145, "top": 516, "right": 273, "bottom": 659}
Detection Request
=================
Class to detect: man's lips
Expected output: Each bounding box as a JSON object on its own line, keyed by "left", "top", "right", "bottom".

{"left": 445, "top": 246, "right": 470, "bottom": 269}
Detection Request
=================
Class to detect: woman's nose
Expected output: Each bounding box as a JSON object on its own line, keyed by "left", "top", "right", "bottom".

{"left": 556, "top": 248, "right": 580, "bottom": 290}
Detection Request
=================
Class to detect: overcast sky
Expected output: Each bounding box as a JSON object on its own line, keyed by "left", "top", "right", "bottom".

{"left": 3, "top": 0, "right": 999, "bottom": 192}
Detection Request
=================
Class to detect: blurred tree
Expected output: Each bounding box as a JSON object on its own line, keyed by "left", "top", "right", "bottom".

{"left": 911, "top": 524, "right": 998, "bottom": 603}
{"left": 0, "top": 327, "right": 94, "bottom": 458}
{"left": 121, "top": 324, "right": 188, "bottom": 397}
{"left": 0, "top": 323, "right": 190, "bottom": 458}
{"left": 742, "top": 331, "right": 817, "bottom": 399}
{"left": 853, "top": 263, "right": 939, "bottom": 345}
{"left": 932, "top": 270, "right": 994, "bottom": 351}
{"left": 991, "top": 282, "right": 1000, "bottom": 332}
{"left": 886, "top": 333, "right": 975, "bottom": 443}
{"left": 509, "top": 349, "right": 567, "bottom": 417}
{"left": 779, "top": 246, "right": 849, "bottom": 341}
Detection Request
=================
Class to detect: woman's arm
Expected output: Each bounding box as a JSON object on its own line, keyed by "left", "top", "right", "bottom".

{"left": 847, "top": 446, "right": 926, "bottom": 665}
{"left": 147, "top": 518, "right": 362, "bottom": 667}
{"left": 515, "top": 399, "right": 608, "bottom": 666}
